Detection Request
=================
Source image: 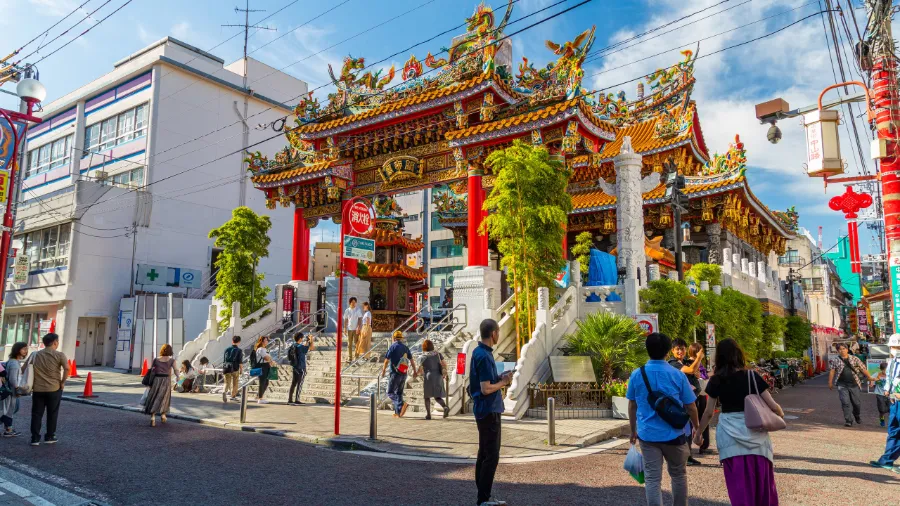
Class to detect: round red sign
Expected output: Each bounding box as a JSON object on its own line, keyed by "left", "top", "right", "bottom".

{"left": 347, "top": 201, "right": 373, "bottom": 235}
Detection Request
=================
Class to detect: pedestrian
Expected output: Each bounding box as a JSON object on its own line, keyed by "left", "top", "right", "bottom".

{"left": 874, "top": 362, "right": 891, "bottom": 427}
{"left": 143, "top": 344, "right": 178, "bottom": 427}
{"left": 222, "top": 335, "right": 243, "bottom": 403}
{"left": 828, "top": 342, "right": 873, "bottom": 427}
{"left": 870, "top": 333, "right": 900, "bottom": 472}
{"left": 343, "top": 297, "right": 362, "bottom": 362}
{"left": 695, "top": 338, "right": 783, "bottom": 506}
{"left": 417, "top": 339, "right": 448, "bottom": 420}
{"left": 668, "top": 338, "right": 704, "bottom": 465}
{"left": 288, "top": 333, "right": 313, "bottom": 405}
{"left": 626, "top": 332, "right": 699, "bottom": 506}
{"left": 381, "top": 330, "right": 417, "bottom": 418}
{"left": 29, "top": 333, "right": 69, "bottom": 446}
{"left": 685, "top": 342, "right": 710, "bottom": 454}
{"left": 174, "top": 360, "right": 196, "bottom": 393}
{"left": 470, "top": 318, "right": 512, "bottom": 506}
{"left": 193, "top": 357, "right": 211, "bottom": 393}
{"left": 253, "top": 335, "right": 277, "bottom": 404}
{"left": 355, "top": 301, "right": 373, "bottom": 359}
{"left": 1, "top": 342, "right": 27, "bottom": 438}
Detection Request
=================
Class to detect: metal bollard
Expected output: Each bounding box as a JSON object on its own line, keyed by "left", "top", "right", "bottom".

{"left": 368, "top": 392, "right": 377, "bottom": 440}
{"left": 240, "top": 384, "right": 248, "bottom": 424}
{"left": 547, "top": 396, "right": 556, "bottom": 446}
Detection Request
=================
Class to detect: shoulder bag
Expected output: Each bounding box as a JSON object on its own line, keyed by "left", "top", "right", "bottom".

{"left": 744, "top": 370, "right": 786, "bottom": 432}
{"left": 141, "top": 359, "right": 157, "bottom": 387}
{"left": 640, "top": 366, "right": 690, "bottom": 429}
{"left": 18, "top": 353, "right": 35, "bottom": 396}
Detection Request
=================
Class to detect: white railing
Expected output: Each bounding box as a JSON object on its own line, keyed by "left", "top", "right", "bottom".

{"left": 180, "top": 301, "right": 277, "bottom": 366}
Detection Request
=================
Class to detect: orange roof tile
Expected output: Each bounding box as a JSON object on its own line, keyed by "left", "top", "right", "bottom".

{"left": 445, "top": 99, "right": 616, "bottom": 142}
{"left": 370, "top": 228, "right": 425, "bottom": 252}
{"left": 365, "top": 263, "right": 427, "bottom": 281}
{"left": 682, "top": 175, "right": 745, "bottom": 195}
{"left": 251, "top": 159, "right": 335, "bottom": 184}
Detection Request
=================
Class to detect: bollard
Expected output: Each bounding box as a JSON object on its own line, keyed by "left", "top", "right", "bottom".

{"left": 547, "top": 396, "right": 556, "bottom": 446}
{"left": 368, "top": 392, "right": 377, "bottom": 441}
{"left": 240, "top": 384, "right": 248, "bottom": 424}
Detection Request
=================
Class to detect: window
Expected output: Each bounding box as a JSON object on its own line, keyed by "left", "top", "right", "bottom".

{"left": 778, "top": 250, "right": 801, "bottom": 265}
{"left": 25, "top": 135, "right": 73, "bottom": 178}
{"left": 431, "top": 215, "right": 445, "bottom": 231}
{"left": 84, "top": 103, "right": 148, "bottom": 155}
{"left": 14, "top": 223, "right": 72, "bottom": 271}
{"left": 111, "top": 167, "right": 145, "bottom": 187}
{"left": 431, "top": 239, "right": 462, "bottom": 259}
{"left": 0, "top": 312, "right": 47, "bottom": 346}
{"left": 430, "top": 265, "right": 463, "bottom": 289}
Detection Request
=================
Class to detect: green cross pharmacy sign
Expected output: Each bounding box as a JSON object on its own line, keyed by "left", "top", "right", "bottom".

{"left": 344, "top": 235, "right": 375, "bottom": 262}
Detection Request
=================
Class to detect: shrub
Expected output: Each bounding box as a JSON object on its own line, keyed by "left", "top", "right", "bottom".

{"left": 604, "top": 379, "right": 628, "bottom": 398}
{"left": 685, "top": 263, "right": 722, "bottom": 286}
{"left": 784, "top": 316, "right": 812, "bottom": 355}
{"left": 564, "top": 311, "right": 648, "bottom": 384}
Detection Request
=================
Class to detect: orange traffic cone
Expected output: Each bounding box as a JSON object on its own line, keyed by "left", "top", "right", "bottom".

{"left": 78, "top": 372, "right": 98, "bottom": 398}
{"left": 69, "top": 359, "right": 80, "bottom": 378}
{"left": 140, "top": 358, "right": 149, "bottom": 376}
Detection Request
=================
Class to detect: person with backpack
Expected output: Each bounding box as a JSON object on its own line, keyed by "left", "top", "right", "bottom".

{"left": 288, "top": 333, "right": 314, "bottom": 405}
{"left": 1, "top": 342, "right": 27, "bottom": 438}
{"left": 222, "top": 336, "right": 243, "bottom": 403}
{"left": 252, "top": 335, "right": 277, "bottom": 404}
{"left": 380, "top": 330, "right": 417, "bottom": 417}
{"left": 694, "top": 338, "right": 784, "bottom": 505}
{"left": 626, "top": 332, "right": 699, "bottom": 506}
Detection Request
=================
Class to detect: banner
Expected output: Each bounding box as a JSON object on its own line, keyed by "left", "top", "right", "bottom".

{"left": 0, "top": 116, "right": 25, "bottom": 172}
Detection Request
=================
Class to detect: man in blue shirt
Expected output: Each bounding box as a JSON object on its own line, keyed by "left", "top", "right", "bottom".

{"left": 288, "top": 333, "right": 314, "bottom": 405}
{"left": 626, "top": 332, "right": 699, "bottom": 506}
{"left": 469, "top": 318, "right": 511, "bottom": 506}
{"left": 381, "top": 331, "right": 417, "bottom": 417}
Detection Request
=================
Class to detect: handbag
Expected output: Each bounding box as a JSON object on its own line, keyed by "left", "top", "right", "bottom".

{"left": 640, "top": 366, "right": 690, "bottom": 429}
{"left": 267, "top": 366, "right": 279, "bottom": 381}
{"left": 141, "top": 359, "right": 155, "bottom": 387}
{"left": 249, "top": 368, "right": 263, "bottom": 377}
{"left": 744, "top": 370, "right": 786, "bottom": 432}
{"left": 19, "top": 354, "right": 35, "bottom": 396}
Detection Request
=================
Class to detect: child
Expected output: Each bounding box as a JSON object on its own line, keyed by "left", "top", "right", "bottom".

{"left": 193, "top": 357, "right": 211, "bottom": 393}
{"left": 175, "top": 360, "right": 197, "bottom": 393}
{"left": 874, "top": 362, "right": 890, "bottom": 427}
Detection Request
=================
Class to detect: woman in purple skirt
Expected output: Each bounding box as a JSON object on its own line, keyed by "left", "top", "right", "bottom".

{"left": 695, "top": 339, "right": 785, "bottom": 506}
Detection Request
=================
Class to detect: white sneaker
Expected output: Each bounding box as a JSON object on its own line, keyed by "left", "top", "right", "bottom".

{"left": 257, "top": 399, "right": 268, "bottom": 404}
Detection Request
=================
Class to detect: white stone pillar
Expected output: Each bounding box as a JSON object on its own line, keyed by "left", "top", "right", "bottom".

{"left": 740, "top": 258, "right": 749, "bottom": 275}
{"left": 757, "top": 261, "right": 767, "bottom": 283}
{"left": 748, "top": 261, "right": 757, "bottom": 278}
{"left": 648, "top": 264, "right": 660, "bottom": 281}
{"left": 453, "top": 266, "right": 502, "bottom": 336}
{"left": 230, "top": 301, "right": 241, "bottom": 330}
{"left": 700, "top": 280, "right": 710, "bottom": 291}
{"left": 733, "top": 252, "right": 741, "bottom": 266}
{"left": 614, "top": 137, "right": 646, "bottom": 284}
{"left": 722, "top": 247, "right": 732, "bottom": 275}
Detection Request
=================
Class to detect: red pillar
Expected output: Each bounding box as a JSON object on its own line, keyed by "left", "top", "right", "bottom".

{"left": 339, "top": 200, "right": 358, "bottom": 277}
{"left": 876, "top": 57, "right": 900, "bottom": 245}
{"left": 468, "top": 169, "right": 489, "bottom": 267}
{"left": 292, "top": 208, "right": 310, "bottom": 281}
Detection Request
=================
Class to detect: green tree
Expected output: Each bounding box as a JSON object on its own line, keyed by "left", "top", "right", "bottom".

{"left": 759, "top": 314, "right": 786, "bottom": 359}
{"left": 564, "top": 312, "right": 648, "bottom": 384}
{"left": 483, "top": 140, "right": 571, "bottom": 352}
{"left": 784, "top": 316, "right": 812, "bottom": 355}
{"left": 209, "top": 207, "right": 272, "bottom": 331}
{"left": 685, "top": 263, "right": 722, "bottom": 286}
{"left": 571, "top": 231, "right": 593, "bottom": 280}
{"left": 640, "top": 279, "right": 700, "bottom": 341}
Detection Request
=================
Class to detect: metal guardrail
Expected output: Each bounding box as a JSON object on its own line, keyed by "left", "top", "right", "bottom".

{"left": 526, "top": 382, "right": 607, "bottom": 419}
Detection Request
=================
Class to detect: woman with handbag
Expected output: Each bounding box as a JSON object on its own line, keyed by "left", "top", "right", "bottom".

{"left": 143, "top": 344, "right": 179, "bottom": 427}
{"left": 254, "top": 336, "right": 277, "bottom": 404}
{"left": 695, "top": 338, "right": 784, "bottom": 506}
{"left": 1, "top": 342, "right": 27, "bottom": 437}
{"left": 355, "top": 302, "right": 373, "bottom": 359}
{"left": 416, "top": 339, "right": 448, "bottom": 420}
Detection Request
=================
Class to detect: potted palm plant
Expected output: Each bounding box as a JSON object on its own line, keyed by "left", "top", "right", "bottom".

{"left": 564, "top": 312, "right": 647, "bottom": 419}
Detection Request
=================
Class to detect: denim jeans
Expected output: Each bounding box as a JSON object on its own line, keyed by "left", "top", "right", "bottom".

{"left": 387, "top": 371, "right": 406, "bottom": 414}
{"left": 877, "top": 401, "right": 900, "bottom": 466}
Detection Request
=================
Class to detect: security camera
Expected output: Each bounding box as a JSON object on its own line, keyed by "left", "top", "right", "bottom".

{"left": 767, "top": 124, "right": 782, "bottom": 144}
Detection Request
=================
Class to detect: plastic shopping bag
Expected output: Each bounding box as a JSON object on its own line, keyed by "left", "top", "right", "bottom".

{"left": 623, "top": 444, "right": 645, "bottom": 484}
{"left": 139, "top": 387, "right": 149, "bottom": 407}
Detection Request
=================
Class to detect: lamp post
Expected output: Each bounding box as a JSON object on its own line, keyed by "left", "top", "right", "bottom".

{"left": 0, "top": 73, "right": 46, "bottom": 318}
{"left": 663, "top": 157, "right": 686, "bottom": 280}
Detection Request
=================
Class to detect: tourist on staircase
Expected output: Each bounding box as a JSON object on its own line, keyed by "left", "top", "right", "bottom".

{"left": 381, "top": 330, "right": 417, "bottom": 418}
{"left": 253, "top": 336, "right": 277, "bottom": 404}
{"left": 144, "top": 344, "right": 178, "bottom": 428}
{"left": 695, "top": 338, "right": 784, "bottom": 506}
{"left": 417, "top": 339, "right": 449, "bottom": 420}
{"left": 1, "top": 342, "right": 27, "bottom": 438}
{"left": 288, "top": 333, "right": 313, "bottom": 405}
{"left": 355, "top": 302, "right": 373, "bottom": 360}
{"left": 343, "top": 297, "right": 363, "bottom": 362}
{"left": 221, "top": 336, "right": 243, "bottom": 403}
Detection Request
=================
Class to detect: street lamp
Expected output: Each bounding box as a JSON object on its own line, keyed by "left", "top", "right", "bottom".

{"left": 663, "top": 159, "right": 686, "bottom": 280}
{"left": 0, "top": 72, "right": 45, "bottom": 317}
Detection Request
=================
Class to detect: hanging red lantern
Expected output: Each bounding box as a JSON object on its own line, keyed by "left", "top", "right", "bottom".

{"left": 828, "top": 186, "right": 873, "bottom": 274}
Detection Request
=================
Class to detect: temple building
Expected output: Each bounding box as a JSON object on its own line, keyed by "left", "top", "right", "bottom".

{"left": 248, "top": 0, "right": 794, "bottom": 314}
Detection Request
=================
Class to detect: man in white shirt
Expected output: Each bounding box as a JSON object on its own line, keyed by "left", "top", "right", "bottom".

{"left": 344, "top": 297, "right": 362, "bottom": 361}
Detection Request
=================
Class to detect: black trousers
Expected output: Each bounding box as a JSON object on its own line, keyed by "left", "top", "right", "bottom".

{"left": 288, "top": 367, "right": 307, "bottom": 402}
{"left": 475, "top": 413, "right": 502, "bottom": 505}
{"left": 258, "top": 364, "right": 271, "bottom": 399}
{"left": 31, "top": 390, "right": 63, "bottom": 440}
{"left": 693, "top": 395, "right": 710, "bottom": 451}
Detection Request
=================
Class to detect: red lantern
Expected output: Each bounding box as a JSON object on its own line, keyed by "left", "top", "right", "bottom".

{"left": 828, "top": 186, "right": 872, "bottom": 274}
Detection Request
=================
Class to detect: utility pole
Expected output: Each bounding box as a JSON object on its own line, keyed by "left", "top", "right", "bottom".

{"left": 223, "top": 0, "right": 275, "bottom": 207}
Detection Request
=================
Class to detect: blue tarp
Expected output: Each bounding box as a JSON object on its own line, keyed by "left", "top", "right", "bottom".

{"left": 585, "top": 248, "right": 621, "bottom": 302}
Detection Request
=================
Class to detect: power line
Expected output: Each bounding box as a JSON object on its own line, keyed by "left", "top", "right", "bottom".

{"left": 5, "top": 0, "right": 93, "bottom": 58}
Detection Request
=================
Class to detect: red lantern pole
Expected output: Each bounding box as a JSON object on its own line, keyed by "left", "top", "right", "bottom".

{"left": 829, "top": 187, "right": 872, "bottom": 275}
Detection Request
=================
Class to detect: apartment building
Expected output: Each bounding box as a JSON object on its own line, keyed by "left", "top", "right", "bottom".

{"left": 2, "top": 37, "right": 308, "bottom": 365}
{"left": 312, "top": 242, "right": 340, "bottom": 281}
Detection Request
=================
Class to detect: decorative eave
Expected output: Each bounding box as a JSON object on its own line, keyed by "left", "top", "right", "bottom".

{"left": 365, "top": 263, "right": 428, "bottom": 281}
{"left": 295, "top": 75, "right": 521, "bottom": 140}
{"left": 251, "top": 158, "right": 353, "bottom": 189}
{"left": 371, "top": 228, "right": 425, "bottom": 252}
{"left": 446, "top": 98, "right": 616, "bottom": 147}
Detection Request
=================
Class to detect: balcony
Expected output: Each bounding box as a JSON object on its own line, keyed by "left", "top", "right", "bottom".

{"left": 778, "top": 253, "right": 806, "bottom": 267}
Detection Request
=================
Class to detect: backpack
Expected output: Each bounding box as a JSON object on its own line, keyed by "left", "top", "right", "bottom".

{"left": 223, "top": 346, "right": 240, "bottom": 374}
{"left": 248, "top": 347, "right": 260, "bottom": 369}
{"left": 287, "top": 344, "right": 298, "bottom": 367}
{"left": 640, "top": 366, "right": 690, "bottom": 430}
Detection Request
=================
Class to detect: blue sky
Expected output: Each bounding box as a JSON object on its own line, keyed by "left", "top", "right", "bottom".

{"left": 0, "top": 0, "right": 885, "bottom": 256}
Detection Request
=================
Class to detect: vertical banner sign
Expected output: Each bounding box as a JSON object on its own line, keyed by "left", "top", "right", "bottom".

{"left": 0, "top": 117, "right": 25, "bottom": 172}
{"left": 282, "top": 285, "right": 295, "bottom": 316}
{"left": 12, "top": 254, "right": 29, "bottom": 285}
{"left": 857, "top": 306, "right": 869, "bottom": 334}
{"left": 298, "top": 300, "right": 311, "bottom": 324}
{"left": 706, "top": 322, "right": 716, "bottom": 369}
{"left": 456, "top": 352, "right": 467, "bottom": 375}
{"left": 892, "top": 255, "right": 900, "bottom": 329}
{"left": 0, "top": 170, "right": 9, "bottom": 206}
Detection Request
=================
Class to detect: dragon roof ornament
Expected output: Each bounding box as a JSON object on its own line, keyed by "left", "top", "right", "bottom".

{"left": 513, "top": 26, "right": 596, "bottom": 104}
{"left": 772, "top": 206, "right": 799, "bottom": 233}
{"left": 702, "top": 134, "right": 747, "bottom": 177}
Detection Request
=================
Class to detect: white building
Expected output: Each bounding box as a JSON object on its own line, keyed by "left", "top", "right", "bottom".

{"left": 2, "top": 37, "right": 308, "bottom": 365}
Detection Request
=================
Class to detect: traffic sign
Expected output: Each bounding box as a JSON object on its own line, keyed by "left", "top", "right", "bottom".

{"left": 706, "top": 322, "right": 716, "bottom": 347}
{"left": 347, "top": 201, "right": 374, "bottom": 236}
{"left": 631, "top": 313, "right": 659, "bottom": 335}
{"left": 344, "top": 235, "right": 375, "bottom": 261}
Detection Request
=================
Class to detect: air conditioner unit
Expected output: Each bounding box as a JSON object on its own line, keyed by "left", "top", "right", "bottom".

{"left": 94, "top": 171, "right": 108, "bottom": 181}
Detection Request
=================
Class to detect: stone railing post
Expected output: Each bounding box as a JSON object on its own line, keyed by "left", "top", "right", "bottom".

{"left": 230, "top": 301, "right": 241, "bottom": 330}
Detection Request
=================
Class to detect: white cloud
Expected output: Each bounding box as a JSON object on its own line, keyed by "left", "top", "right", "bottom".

{"left": 171, "top": 21, "right": 191, "bottom": 41}
{"left": 137, "top": 24, "right": 156, "bottom": 45}
{"left": 27, "top": 0, "right": 80, "bottom": 17}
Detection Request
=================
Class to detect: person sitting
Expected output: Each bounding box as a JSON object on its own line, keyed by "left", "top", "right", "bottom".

{"left": 193, "top": 357, "right": 212, "bottom": 393}
{"left": 175, "top": 360, "right": 197, "bottom": 393}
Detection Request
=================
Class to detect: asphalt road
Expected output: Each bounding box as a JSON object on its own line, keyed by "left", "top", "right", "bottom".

{"left": 0, "top": 374, "right": 895, "bottom": 505}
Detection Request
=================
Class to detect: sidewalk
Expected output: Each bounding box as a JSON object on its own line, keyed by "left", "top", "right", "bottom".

{"left": 63, "top": 369, "right": 629, "bottom": 462}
